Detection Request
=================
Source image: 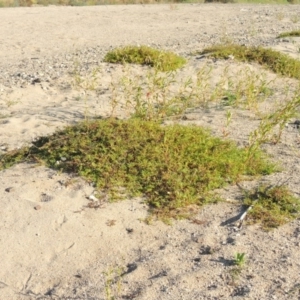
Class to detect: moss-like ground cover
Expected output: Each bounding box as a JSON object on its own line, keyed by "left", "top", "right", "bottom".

{"left": 199, "top": 44, "right": 300, "bottom": 80}
{"left": 277, "top": 30, "right": 300, "bottom": 38}
{"left": 244, "top": 184, "right": 300, "bottom": 230}
{"left": 104, "top": 45, "right": 186, "bottom": 72}
{"left": 0, "top": 118, "right": 275, "bottom": 217}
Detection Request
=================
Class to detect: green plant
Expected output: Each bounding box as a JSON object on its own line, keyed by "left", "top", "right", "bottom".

{"left": 243, "top": 184, "right": 300, "bottom": 230}
{"left": 70, "top": 62, "right": 104, "bottom": 121}
{"left": 110, "top": 68, "right": 199, "bottom": 121}
{"left": 234, "top": 252, "right": 246, "bottom": 267}
{"left": 198, "top": 44, "right": 300, "bottom": 80}
{"left": 103, "top": 265, "right": 124, "bottom": 300}
{"left": 227, "top": 252, "right": 246, "bottom": 284}
{"left": 246, "top": 90, "right": 300, "bottom": 162}
{"left": 71, "top": 61, "right": 101, "bottom": 91}
{"left": 224, "top": 67, "right": 273, "bottom": 111}
{"left": 110, "top": 64, "right": 274, "bottom": 122}
{"left": 220, "top": 110, "right": 233, "bottom": 138}
{"left": 221, "top": 91, "right": 237, "bottom": 106}
{"left": 277, "top": 30, "right": 300, "bottom": 38}
{"left": 104, "top": 45, "right": 186, "bottom": 72}
{"left": 0, "top": 118, "right": 275, "bottom": 219}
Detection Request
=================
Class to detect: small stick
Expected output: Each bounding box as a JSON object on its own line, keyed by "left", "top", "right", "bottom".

{"left": 236, "top": 199, "right": 258, "bottom": 229}
{"left": 88, "top": 194, "right": 99, "bottom": 202}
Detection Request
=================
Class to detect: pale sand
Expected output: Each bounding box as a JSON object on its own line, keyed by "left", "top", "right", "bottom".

{"left": 0, "top": 4, "right": 300, "bottom": 299}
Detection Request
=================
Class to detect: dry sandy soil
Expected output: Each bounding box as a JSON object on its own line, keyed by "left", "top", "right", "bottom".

{"left": 0, "top": 4, "right": 300, "bottom": 300}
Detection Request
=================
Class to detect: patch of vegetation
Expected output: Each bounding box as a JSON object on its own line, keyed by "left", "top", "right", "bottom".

{"left": 198, "top": 44, "right": 300, "bottom": 80}
{"left": 277, "top": 30, "right": 300, "bottom": 38}
{"left": 243, "top": 184, "right": 300, "bottom": 230}
{"left": 104, "top": 46, "right": 186, "bottom": 72}
{"left": 246, "top": 90, "right": 300, "bottom": 162}
{"left": 0, "top": 118, "right": 275, "bottom": 218}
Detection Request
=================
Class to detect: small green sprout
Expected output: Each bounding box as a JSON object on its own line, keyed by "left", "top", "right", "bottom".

{"left": 234, "top": 253, "right": 246, "bottom": 267}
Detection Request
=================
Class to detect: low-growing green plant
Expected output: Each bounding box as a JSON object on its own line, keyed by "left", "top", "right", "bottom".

{"left": 228, "top": 253, "right": 246, "bottom": 284}
{"left": 221, "top": 91, "right": 237, "bottom": 107}
{"left": 0, "top": 118, "right": 275, "bottom": 218}
{"left": 225, "top": 109, "right": 233, "bottom": 127}
{"left": 234, "top": 252, "right": 246, "bottom": 267}
{"left": 277, "top": 30, "right": 300, "bottom": 38}
{"left": 104, "top": 45, "right": 186, "bottom": 72}
{"left": 198, "top": 44, "right": 300, "bottom": 80}
{"left": 243, "top": 184, "right": 300, "bottom": 230}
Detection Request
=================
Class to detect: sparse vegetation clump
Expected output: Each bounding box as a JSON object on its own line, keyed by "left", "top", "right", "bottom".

{"left": 104, "top": 46, "right": 186, "bottom": 72}
{"left": 199, "top": 44, "right": 300, "bottom": 80}
{"left": 243, "top": 184, "right": 300, "bottom": 230}
{"left": 0, "top": 118, "right": 275, "bottom": 218}
{"left": 277, "top": 30, "right": 300, "bottom": 38}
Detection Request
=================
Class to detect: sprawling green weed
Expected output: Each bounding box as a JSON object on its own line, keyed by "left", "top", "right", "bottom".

{"left": 104, "top": 46, "right": 186, "bottom": 72}
{"left": 243, "top": 184, "right": 300, "bottom": 230}
{"left": 0, "top": 118, "right": 275, "bottom": 218}
{"left": 277, "top": 30, "right": 300, "bottom": 38}
{"left": 199, "top": 44, "right": 300, "bottom": 80}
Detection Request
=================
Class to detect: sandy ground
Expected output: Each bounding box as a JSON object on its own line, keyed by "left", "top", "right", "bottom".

{"left": 1, "top": 4, "right": 300, "bottom": 300}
